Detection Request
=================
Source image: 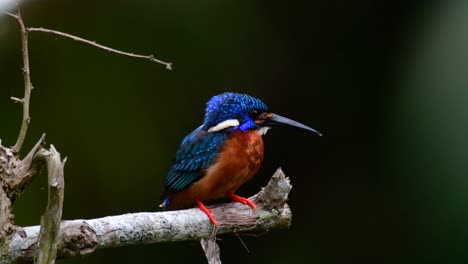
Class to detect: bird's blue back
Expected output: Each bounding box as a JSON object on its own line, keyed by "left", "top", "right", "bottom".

{"left": 164, "top": 126, "right": 229, "bottom": 192}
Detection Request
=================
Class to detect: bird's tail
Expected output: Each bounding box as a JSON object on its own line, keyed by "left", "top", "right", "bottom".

{"left": 159, "top": 188, "right": 169, "bottom": 209}
{"left": 158, "top": 196, "right": 171, "bottom": 210}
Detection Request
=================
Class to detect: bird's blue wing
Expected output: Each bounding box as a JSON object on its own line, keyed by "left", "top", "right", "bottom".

{"left": 164, "top": 126, "right": 229, "bottom": 192}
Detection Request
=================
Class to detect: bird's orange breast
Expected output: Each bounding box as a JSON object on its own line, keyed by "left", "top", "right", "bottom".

{"left": 168, "top": 130, "right": 264, "bottom": 209}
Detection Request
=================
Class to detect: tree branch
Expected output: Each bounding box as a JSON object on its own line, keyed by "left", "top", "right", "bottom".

{"left": 3, "top": 11, "right": 172, "bottom": 71}
{"left": 10, "top": 8, "right": 32, "bottom": 154}
{"left": 34, "top": 146, "right": 66, "bottom": 264}
{"left": 201, "top": 237, "right": 221, "bottom": 264}
{"left": 2, "top": 11, "right": 18, "bottom": 19}
{"left": 2, "top": 169, "right": 292, "bottom": 263}
{"left": 27, "top": 27, "right": 173, "bottom": 70}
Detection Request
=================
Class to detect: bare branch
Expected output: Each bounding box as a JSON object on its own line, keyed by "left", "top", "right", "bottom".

{"left": 2, "top": 169, "right": 292, "bottom": 263}
{"left": 10, "top": 8, "right": 32, "bottom": 154}
{"left": 27, "top": 27, "right": 173, "bottom": 70}
{"left": 201, "top": 237, "right": 221, "bottom": 264}
{"left": 4, "top": 7, "right": 172, "bottom": 153}
{"left": 10, "top": 97, "right": 24, "bottom": 104}
{"left": 2, "top": 11, "right": 18, "bottom": 19}
{"left": 34, "top": 145, "right": 66, "bottom": 264}
{"left": 3, "top": 7, "right": 172, "bottom": 155}
{"left": 4, "top": 11, "right": 172, "bottom": 70}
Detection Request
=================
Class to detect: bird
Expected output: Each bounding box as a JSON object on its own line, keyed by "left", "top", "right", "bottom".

{"left": 160, "top": 92, "right": 321, "bottom": 226}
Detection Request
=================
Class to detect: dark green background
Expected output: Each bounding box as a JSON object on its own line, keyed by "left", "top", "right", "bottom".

{"left": 2, "top": 0, "right": 468, "bottom": 263}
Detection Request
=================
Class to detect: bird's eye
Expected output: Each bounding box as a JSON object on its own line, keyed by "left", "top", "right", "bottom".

{"left": 250, "top": 110, "right": 259, "bottom": 117}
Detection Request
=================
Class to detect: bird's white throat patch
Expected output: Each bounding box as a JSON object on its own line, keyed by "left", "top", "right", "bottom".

{"left": 208, "top": 119, "right": 240, "bottom": 132}
{"left": 257, "top": 126, "right": 271, "bottom": 136}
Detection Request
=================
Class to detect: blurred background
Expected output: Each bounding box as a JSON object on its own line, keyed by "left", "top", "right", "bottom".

{"left": 1, "top": 0, "right": 468, "bottom": 263}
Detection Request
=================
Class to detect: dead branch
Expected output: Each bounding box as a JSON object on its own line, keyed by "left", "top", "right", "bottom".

{"left": 27, "top": 27, "right": 172, "bottom": 70}
{"left": 34, "top": 146, "right": 66, "bottom": 264}
{"left": 2, "top": 169, "right": 292, "bottom": 263}
{"left": 2, "top": 11, "right": 172, "bottom": 71}
{"left": 9, "top": 8, "right": 32, "bottom": 154}
{"left": 201, "top": 237, "right": 221, "bottom": 264}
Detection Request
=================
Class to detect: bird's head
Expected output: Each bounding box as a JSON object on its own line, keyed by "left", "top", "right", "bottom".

{"left": 202, "top": 92, "right": 321, "bottom": 135}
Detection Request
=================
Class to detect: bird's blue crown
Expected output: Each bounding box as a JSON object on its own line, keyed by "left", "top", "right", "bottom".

{"left": 203, "top": 92, "right": 269, "bottom": 132}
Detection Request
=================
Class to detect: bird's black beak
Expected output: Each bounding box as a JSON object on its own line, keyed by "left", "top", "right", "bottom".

{"left": 263, "top": 113, "right": 322, "bottom": 136}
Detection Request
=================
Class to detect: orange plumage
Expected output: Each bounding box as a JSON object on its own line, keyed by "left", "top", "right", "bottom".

{"left": 167, "top": 130, "right": 264, "bottom": 210}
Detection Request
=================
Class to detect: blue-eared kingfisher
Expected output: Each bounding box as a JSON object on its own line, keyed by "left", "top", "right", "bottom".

{"left": 160, "top": 92, "right": 321, "bottom": 226}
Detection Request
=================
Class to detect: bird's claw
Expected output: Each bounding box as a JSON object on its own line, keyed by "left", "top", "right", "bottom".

{"left": 196, "top": 199, "right": 219, "bottom": 226}
{"left": 226, "top": 192, "right": 257, "bottom": 211}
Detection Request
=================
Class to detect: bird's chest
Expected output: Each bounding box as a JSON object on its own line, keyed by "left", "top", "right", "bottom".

{"left": 225, "top": 130, "right": 264, "bottom": 171}
{"left": 204, "top": 130, "right": 264, "bottom": 195}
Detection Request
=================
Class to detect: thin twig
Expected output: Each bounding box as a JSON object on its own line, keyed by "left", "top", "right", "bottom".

{"left": 2, "top": 11, "right": 18, "bottom": 19}
{"left": 27, "top": 27, "right": 173, "bottom": 70}
{"left": 10, "top": 97, "right": 24, "bottom": 103}
{"left": 11, "top": 8, "right": 32, "bottom": 154}
{"left": 236, "top": 234, "right": 250, "bottom": 253}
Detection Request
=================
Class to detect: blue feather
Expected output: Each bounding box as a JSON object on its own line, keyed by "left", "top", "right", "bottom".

{"left": 161, "top": 197, "right": 171, "bottom": 210}
{"left": 164, "top": 127, "right": 229, "bottom": 192}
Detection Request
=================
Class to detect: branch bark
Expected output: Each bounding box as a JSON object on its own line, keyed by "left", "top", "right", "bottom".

{"left": 34, "top": 146, "right": 66, "bottom": 264}
{"left": 201, "top": 237, "right": 221, "bottom": 264}
{"left": 2, "top": 168, "right": 292, "bottom": 263}
{"left": 4, "top": 134, "right": 46, "bottom": 202}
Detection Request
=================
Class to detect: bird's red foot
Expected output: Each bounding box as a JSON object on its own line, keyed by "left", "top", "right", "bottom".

{"left": 226, "top": 192, "right": 257, "bottom": 211}
{"left": 195, "top": 199, "right": 219, "bottom": 226}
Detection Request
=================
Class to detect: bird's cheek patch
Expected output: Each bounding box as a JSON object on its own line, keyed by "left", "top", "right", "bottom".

{"left": 208, "top": 119, "right": 240, "bottom": 132}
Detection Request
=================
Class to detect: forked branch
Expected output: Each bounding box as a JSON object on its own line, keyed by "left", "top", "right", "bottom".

{"left": 3, "top": 9, "right": 172, "bottom": 153}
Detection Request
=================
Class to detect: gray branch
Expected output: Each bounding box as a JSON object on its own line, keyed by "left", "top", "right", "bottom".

{"left": 34, "top": 146, "right": 66, "bottom": 264}
{"left": 2, "top": 168, "right": 292, "bottom": 263}
{"left": 201, "top": 237, "right": 221, "bottom": 264}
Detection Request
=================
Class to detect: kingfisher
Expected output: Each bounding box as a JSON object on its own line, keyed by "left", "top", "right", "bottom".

{"left": 160, "top": 92, "right": 321, "bottom": 226}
